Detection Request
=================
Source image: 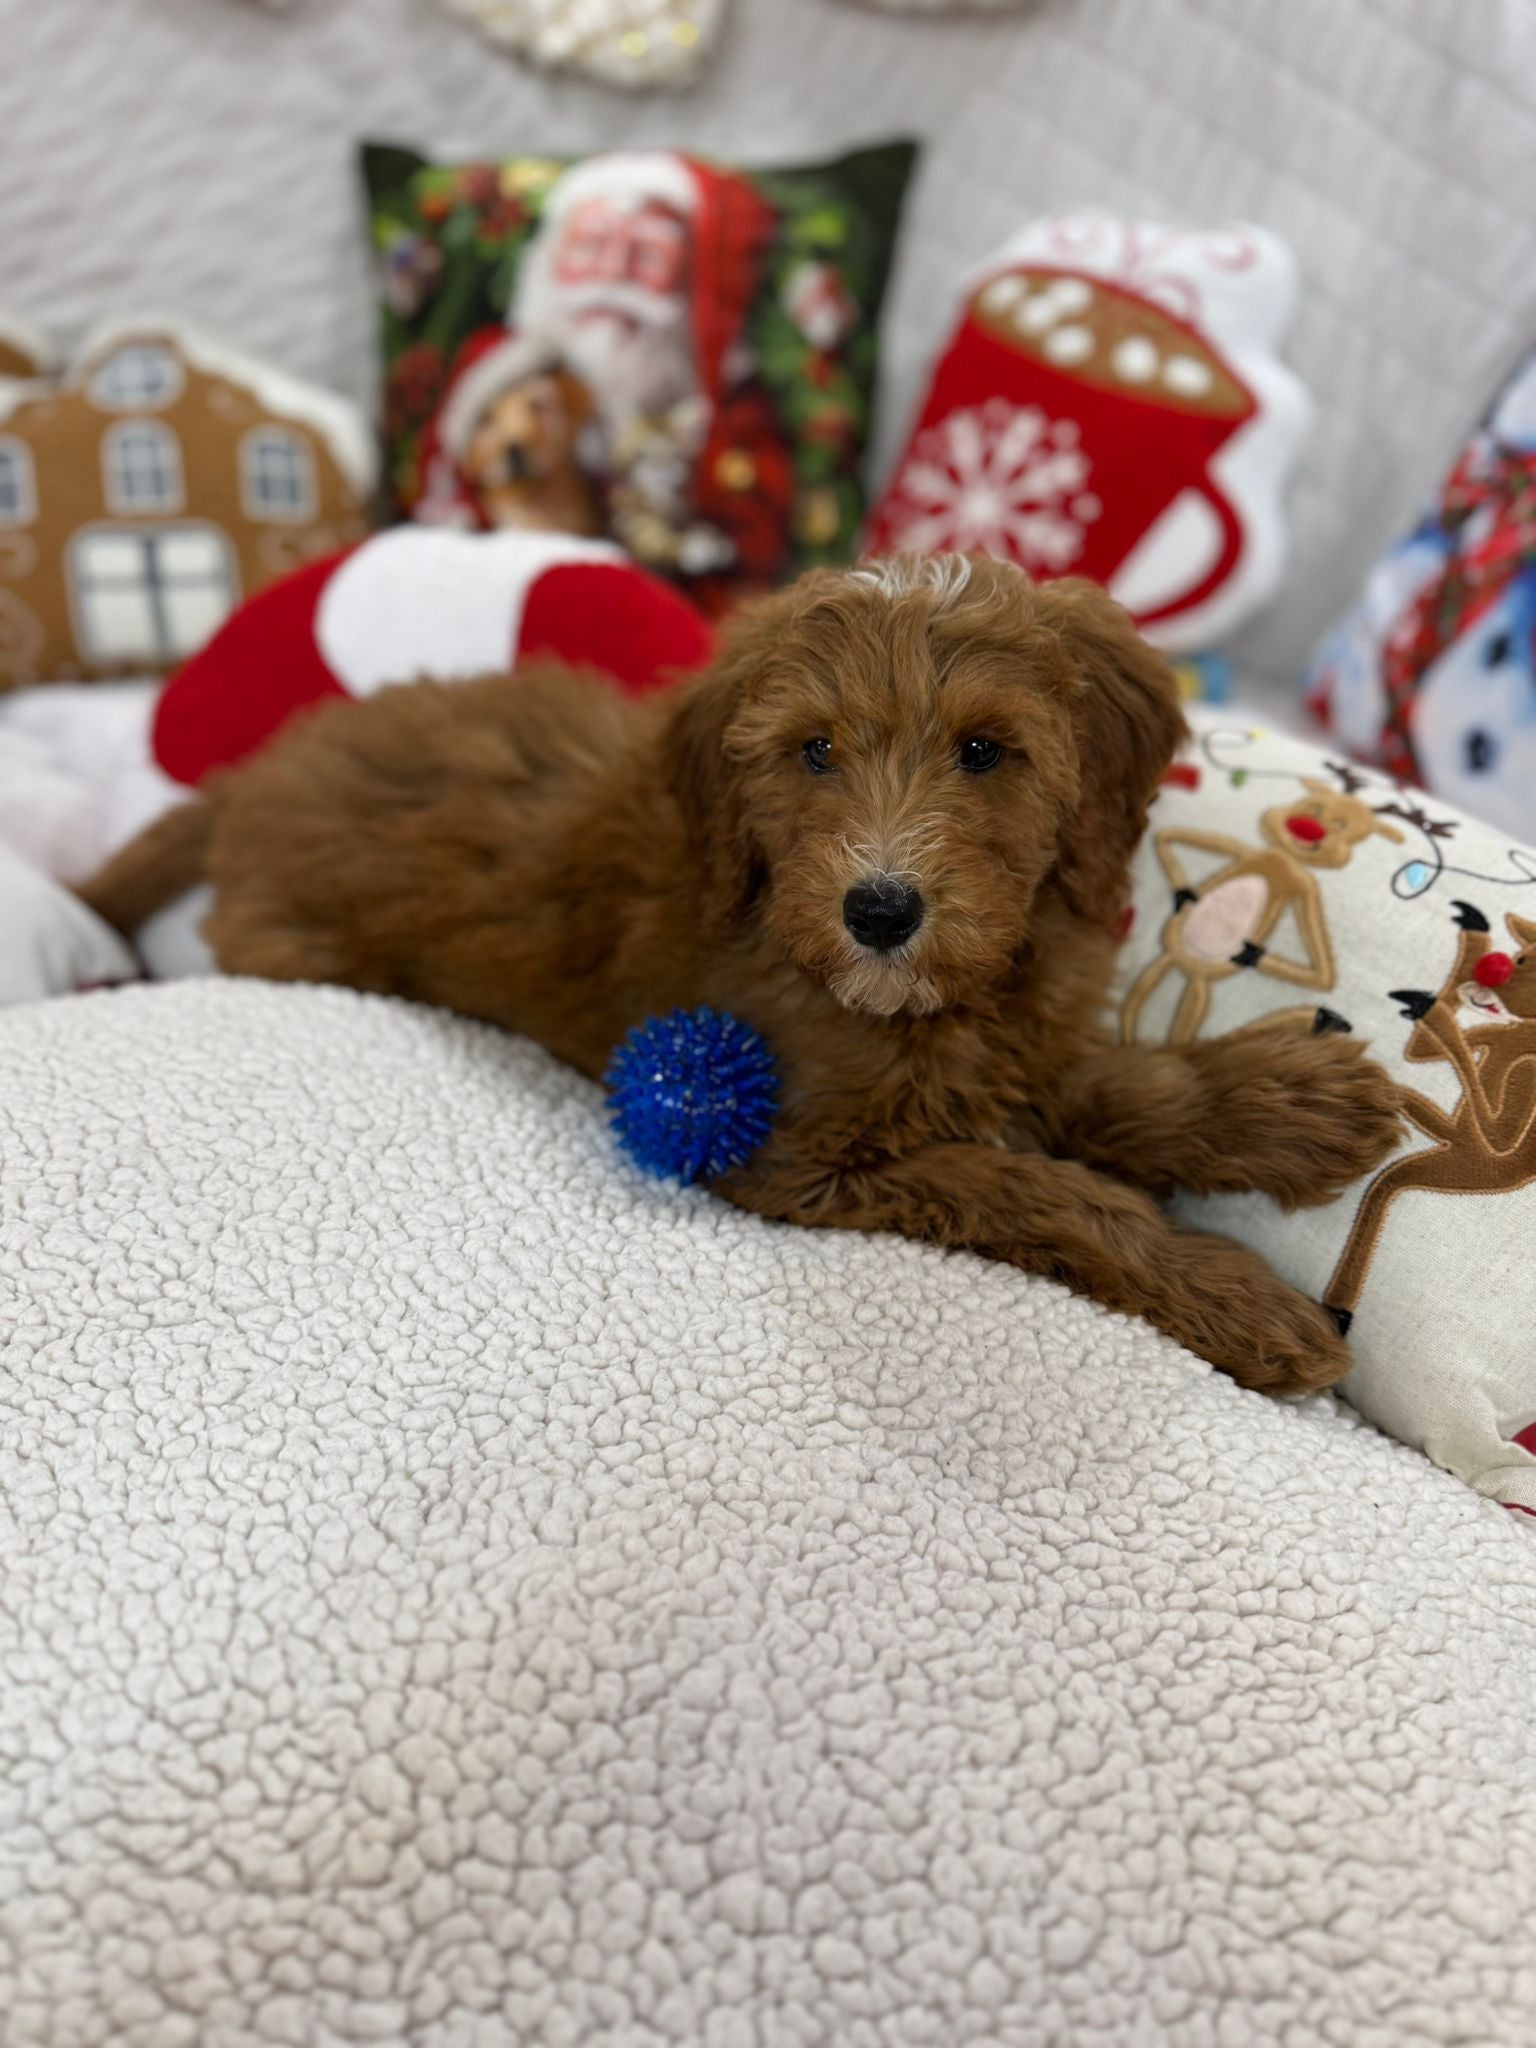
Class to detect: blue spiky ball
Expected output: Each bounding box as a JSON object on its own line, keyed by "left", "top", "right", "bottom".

{"left": 605, "top": 1007, "right": 779, "bottom": 1185}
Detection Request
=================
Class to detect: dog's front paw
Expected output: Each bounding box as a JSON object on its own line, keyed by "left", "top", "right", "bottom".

{"left": 1256, "top": 1029, "right": 1405, "bottom": 1208}
{"left": 1158, "top": 1233, "right": 1354, "bottom": 1394}
{"left": 1230, "top": 1281, "right": 1355, "bottom": 1394}
{"left": 1192, "top": 1028, "right": 1406, "bottom": 1209}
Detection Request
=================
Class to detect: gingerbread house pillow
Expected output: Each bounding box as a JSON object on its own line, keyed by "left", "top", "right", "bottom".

{"left": 0, "top": 316, "right": 55, "bottom": 383}
{"left": 0, "top": 320, "right": 375, "bottom": 689}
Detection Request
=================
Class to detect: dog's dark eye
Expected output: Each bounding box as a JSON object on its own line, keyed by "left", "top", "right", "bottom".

{"left": 1484, "top": 632, "right": 1513, "bottom": 668}
{"left": 958, "top": 737, "right": 1004, "bottom": 774}
{"left": 802, "top": 737, "right": 834, "bottom": 774}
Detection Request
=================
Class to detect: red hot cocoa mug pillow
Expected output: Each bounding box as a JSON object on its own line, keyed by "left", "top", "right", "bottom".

{"left": 866, "top": 215, "right": 1311, "bottom": 653}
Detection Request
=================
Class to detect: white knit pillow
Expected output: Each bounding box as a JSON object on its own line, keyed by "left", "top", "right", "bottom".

{"left": 1118, "top": 710, "right": 1536, "bottom": 1515}
{"left": 0, "top": 842, "right": 137, "bottom": 1008}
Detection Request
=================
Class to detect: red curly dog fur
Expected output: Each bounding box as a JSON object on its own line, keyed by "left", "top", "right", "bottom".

{"left": 82, "top": 555, "right": 1403, "bottom": 1390}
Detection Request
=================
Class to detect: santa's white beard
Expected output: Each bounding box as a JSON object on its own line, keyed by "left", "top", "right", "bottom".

{"left": 516, "top": 272, "right": 697, "bottom": 426}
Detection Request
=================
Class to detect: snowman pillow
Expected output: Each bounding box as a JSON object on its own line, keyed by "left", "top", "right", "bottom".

{"left": 1306, "top": 344, "right": 1536, "bottom": 842}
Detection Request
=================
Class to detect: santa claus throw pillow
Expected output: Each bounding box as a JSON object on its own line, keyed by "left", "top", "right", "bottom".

{"left": 364, "top": 140, "right": 916, "bottom": 617}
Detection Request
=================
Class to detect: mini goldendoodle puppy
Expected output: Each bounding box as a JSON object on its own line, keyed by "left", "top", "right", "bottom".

{"left": 83, "top": 555, "right": 1403, "bottom": 1391}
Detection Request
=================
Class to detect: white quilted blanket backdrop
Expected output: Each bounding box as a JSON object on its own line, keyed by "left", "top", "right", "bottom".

{"left": 4, "top": 0, "right": 1535, "bottom": 688}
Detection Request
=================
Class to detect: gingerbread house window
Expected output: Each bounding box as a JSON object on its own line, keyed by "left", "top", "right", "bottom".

{"left": 240, "top": 426, "right": 317, "bottom": 523}
{"left": 69, "top": 525, "right": 236, "bottom": 665}
{"left": 103, "top": 420, "right": 184, "bottom": 516}
{"left": 0, "top": 437, "right": 35, "bottom": 524}
{"left": 91, "top": 343, "right": 183, "bottom": 411}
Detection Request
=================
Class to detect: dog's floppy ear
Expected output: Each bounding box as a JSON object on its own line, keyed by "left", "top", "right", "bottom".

{"left": 665, "top": 607, "right": 776, "bottom": 925}
{"left": 555, "top": 367, "right": 595, "bottom": 428}
{"left": 1036, "top": 579, "right": 1187, "bottom": 923}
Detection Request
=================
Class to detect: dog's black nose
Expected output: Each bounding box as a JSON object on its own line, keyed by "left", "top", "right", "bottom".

{"left": 843, "top": 879, "right": 925, "bottom": 953}
{"left": 503, "top": 445, "right": 532, "bottom": 483}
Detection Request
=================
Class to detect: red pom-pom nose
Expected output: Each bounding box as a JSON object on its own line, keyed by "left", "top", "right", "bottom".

{"left": 1475, "top": 952, "right": 1515, "bottom": 988}
{"left": 1285, "top": 814, "right": 1327, "bottom": 843}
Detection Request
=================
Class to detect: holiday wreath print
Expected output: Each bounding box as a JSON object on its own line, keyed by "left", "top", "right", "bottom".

{"left": 363, "top": 140, "right": 916, "bottom": 617}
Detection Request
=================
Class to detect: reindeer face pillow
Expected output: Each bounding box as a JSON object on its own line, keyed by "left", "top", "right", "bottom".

{"left": 1118, "top": 711, "right": 1536, "bottom": 1520}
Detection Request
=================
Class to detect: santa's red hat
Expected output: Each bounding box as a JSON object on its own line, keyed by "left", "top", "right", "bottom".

{"left": 684, "top": 154, "right": 776, "bottom": 400}
{"left": 153, "top": 528, "right": 716, "bottom": 786}
{"left": 435, "top": 327, "right": 566, "bottom": 464}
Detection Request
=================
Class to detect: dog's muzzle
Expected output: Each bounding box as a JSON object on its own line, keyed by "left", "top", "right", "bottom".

{"left": 843, "top": 878, "right": 925, "bottom": 953}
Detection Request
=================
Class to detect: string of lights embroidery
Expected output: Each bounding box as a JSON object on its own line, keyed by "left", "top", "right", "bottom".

{"left": 435, "top": 0, "right": 728, "bottom": 90}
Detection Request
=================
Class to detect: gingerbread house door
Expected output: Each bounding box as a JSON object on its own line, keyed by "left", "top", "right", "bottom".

{"left": 67, "top": 524, "right": 239, "bottom": 669}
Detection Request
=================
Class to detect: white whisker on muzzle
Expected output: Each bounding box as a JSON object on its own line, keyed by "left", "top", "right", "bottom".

{"left": 836, "top": 821, "right": 945, "bottom": 892}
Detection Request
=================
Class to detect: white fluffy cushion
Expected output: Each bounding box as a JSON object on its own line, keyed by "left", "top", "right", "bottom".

{"left": 1120, "top": 711, "right": 1536, "bottom": 1513}
{"left": 3, "top": 979, "right": 1536, "bottom": 2043}
{"left": 0, "top": 839, "right": 135, "bottom": 1007}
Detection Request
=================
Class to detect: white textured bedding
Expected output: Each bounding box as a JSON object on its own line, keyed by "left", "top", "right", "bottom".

{"left": 3, "top": 980, "right": 1536, "bottom": 2046}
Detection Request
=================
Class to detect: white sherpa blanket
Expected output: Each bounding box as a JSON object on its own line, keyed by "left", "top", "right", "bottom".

{"left": 4, "top": 982, "right": 1536, "bottom": 2047}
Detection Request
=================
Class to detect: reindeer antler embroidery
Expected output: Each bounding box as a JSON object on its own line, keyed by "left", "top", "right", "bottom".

{"left": 1376, "top": 799, "right": 1458, "bottom": 840}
